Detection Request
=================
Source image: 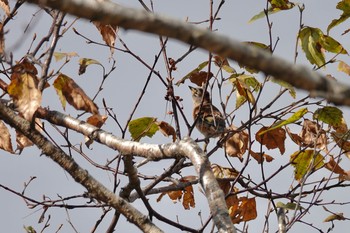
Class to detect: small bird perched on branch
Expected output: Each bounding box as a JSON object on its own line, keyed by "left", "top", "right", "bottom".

{"left": 189, "top": 86, "right": 225, "bottom": 140}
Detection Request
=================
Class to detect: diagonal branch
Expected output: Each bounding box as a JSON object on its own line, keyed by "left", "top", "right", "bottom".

{"left": 0, "top": 103, "right": 164, "bottom": 233}
{"left": 26, "top": 0, "right": 350, "bottom": 106}
{"left": 2, "top": 105, "right": 237, "bottom": 232}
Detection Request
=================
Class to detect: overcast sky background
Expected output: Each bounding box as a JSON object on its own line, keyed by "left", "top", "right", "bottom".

{"left": 1, "top": 0, "right": 350, "bottom": 232}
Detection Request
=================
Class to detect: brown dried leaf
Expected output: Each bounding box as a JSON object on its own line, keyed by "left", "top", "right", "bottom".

{"left": 264, "top": 153, "right": 274, "bottom": 162}
{"left": 16, "top": 129, "right": 33, "bottom": 149}
{"left": 189, "top": 71, "right": 213, "bottom": 86}
{"left": 325, "top": 156, "right": 346, "bottom": 175}
{"left": 85, "top": 114, "right": 108, "bottom": 147}
{"left": 323, "top": 213, "right": 345, "bottom": 222}
{"left": 234, "top": 78, "right": 255, "bottom": 105}
{"left": 156, "top": 121, "right": 176, "bottom": 142}
{"left": 182, "top": 183, "right": 195, "bottom": 210}
{"left": 225, "top": 125, "right": 248, "bottom": 161}
{"left": 212, "top": 164, "right": 239, "bottom": 194}
{"left": 227, "top": 196, "right": 257, "bottom": 224}
{"left": 7, "top": 59, "right": 42, "bottom": 150}
{"left": 87, "top": 114, "right": 107, "bottom": 128}
{"left": 157, "top": 176, "right": 195, "bottom": 209}
{"left": 286, "top": 126, "right": 304, "bottom": 145}
{"left": 256, "top": 126, "right": 286, "bottom": 154}
{"left": 93, "top": 21, "right": 118, "bottom": 55}
{"left": 167, "top": 190, "right": 182, "bottom": 202}
{"left": 250, "top": 150, "right": 274, "bottom": 164}
{"left": 0, "top": 0, "right": 10, "bottom": 16}
{"left": 213, "top": 55, "right": 236, "bottom": 73}
{"left": 0, "top": 121, "right": 14, "bottom": 154}
{"left": 339, "top": 170, "right": 350, "bottom": 181}
{"left": 300, "top": 119, "right": 327, "bottom": 150}
{"left": 53, "top": 73, "right": 99, "bottom": 114}
{"left": 212, "top": 164, "right": 239, "bottom": 179}
{"left": 333, "top": 117, "right": 348, "bottom": 134}
{"left": 331, "top": 131, "right": 350, "bottom": 155}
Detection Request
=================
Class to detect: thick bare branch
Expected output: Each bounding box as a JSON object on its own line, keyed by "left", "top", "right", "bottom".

{"left": 0, "top": 103, "right": 164, "bottom": 233}
{"left": 6, "top": 106, "right": 237, "bottom": 232}
{"left": 36, "top": 108, "right": 182, "bottom": 160}
{"left": 26, "top": 0, "right": 350, "bottom": 106}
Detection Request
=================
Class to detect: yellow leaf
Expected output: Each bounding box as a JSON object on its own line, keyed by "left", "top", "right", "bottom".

{"left": 299, "top": 27, "right": 347, "bottom": 67}
{"left": 78, "top": 58, "right": 102, "bottom": 75}
{"left": 276, "top": 201, "right": 302, "bottom": 210}
{"left": 323, "top": 213, "right": 345, "bottom": 222}
{"left": 338, "top": 60, "right": 350, "bottom": 75}
{"left": 53, "top": 52, "right": 78, "bottom": 62}
{"left": 290, "top": 150, "right": 325, "bottom": 181}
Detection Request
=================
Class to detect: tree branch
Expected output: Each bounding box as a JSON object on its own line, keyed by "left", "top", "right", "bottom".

{"left": 25, "top": 0, "right": 350, "bottom": 106}
{"left": 3, "top": 105, "right": 237, "bottom": 232}
{"left": 0, "top": 103, "right": 164, "bottom": 233}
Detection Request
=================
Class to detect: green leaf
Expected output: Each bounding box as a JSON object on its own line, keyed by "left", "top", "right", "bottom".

{"left": 259, "top": 108, "right": 308, "bottom": 135}
{"left": 298, "top": 27, "right": 325, "bottom": 67}
{"left": 313, "top": 106, "right": 343, "bottom": 127}
{"left": 175, "top": 61, "right": 208, "bottom": 86}
{"left": 290, "top": 150, "right": 325, "bottom": 181}
{"left": 327, "top": 0, "right": 350, "bottom": 33}
{"left": 298, "top": 27, "right": 346, "bottom": 67}
{"left": 128, "top": 117, "right": 159, "bottom": 141}
{"left": 320, "top": 35, "right": 348, "bottom": 54}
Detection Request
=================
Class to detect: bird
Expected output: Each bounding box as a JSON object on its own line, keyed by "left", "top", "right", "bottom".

{"left": 189, "top": 86, "right": 225, "bottom": 139}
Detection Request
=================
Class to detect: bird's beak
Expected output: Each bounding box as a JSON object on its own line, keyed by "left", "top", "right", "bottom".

{"left": 188, "top": 86, "right": 195, "bottom": 92}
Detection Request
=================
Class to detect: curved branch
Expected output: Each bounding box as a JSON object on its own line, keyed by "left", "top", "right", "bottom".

{"left": 4, "top": 105, "right": 237, "bottom": 232}
{"left": 0, "top": 103, "right": 164, "bottom": 233}
{"left": 26, "top": 0, "right": 350, "bottom": 106}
